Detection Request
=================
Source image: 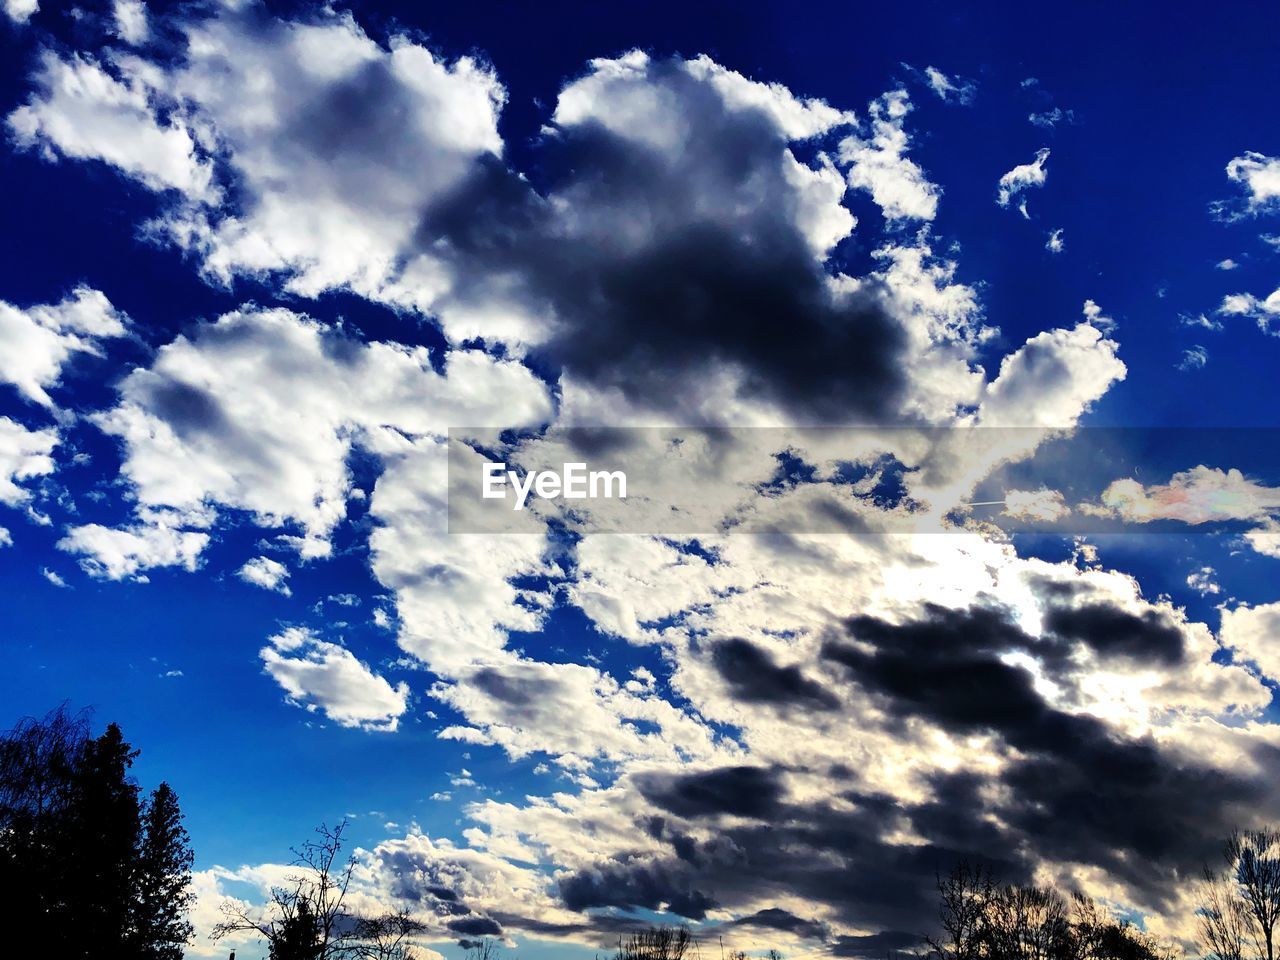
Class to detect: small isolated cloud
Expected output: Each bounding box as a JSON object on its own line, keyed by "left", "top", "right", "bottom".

{"left": 1177, "top": 345, "right": 1208, "bottom": 371}
{"left": 997, "top": 148, "right": 1050, "bottom": 215}
{"left": 237, "top": 555, "right": 291, "bottom": 596}
{"left": 1002, "top": 488, "right": 1070, "bottom": 522}
{"left": 112, "top": 0, "right": 148, "bottom": 45}
{"left": 1216, "top": 258, "right": 1239, "bottom": 271}
{"left": 905, "top": 64, "right": 975, "bottom": 105}
{"left": 3, "top": 0, "right": 36, "bottom": 24}
{"left": 42, "top": 568, "right": 68, "bottom": 588}
{"left": 1186, "top": 567, "right": 1220, "bottom": 596}
{"left": 1046, "top": 228, "right": 1065, "bottom": 253}
{"left": 1225, "top": 152, "right": 1280, "bottom": 214}
{"left": 1219, "top": 286, "right": 1280, "bottom": 333}
{"left": 1180, "top": 312, "right": 1223, "bottom": 332}
{"left": 260, "top": 627, "right": 409, "bottom": 731}
{"left": 1029, "top": 107, "right": 1074, "bottom": 129}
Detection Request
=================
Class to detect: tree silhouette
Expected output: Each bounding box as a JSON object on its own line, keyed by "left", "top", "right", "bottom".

{"left": 66, "top": 722, "right": 143, "bottom": 958}
{"left": 613, "top": 925, "right": 694, "bottom": 960}
{"left": 136, "top": 782, "right": 196, "bottom": 959}
{"left": 0, "top": 706, "right": 195, "bottom": 959}
{"left": 215, "top": 820, "right": 435, "bottom": 960}
{"left": 352, "top": 909, "right": 429, "bottom": 960}
{"left": 1199, "top": 829, "right": 1280, "bottom": 960}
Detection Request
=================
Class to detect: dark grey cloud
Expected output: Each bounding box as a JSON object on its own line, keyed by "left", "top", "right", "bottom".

{"left": 832, "top": 930, "right": 924, "bottom": 957}
{"left": 824, "top": 604, "right": 1263, "bottom": 905}
{"left": 558, "top": 853, "right": 718, "bottom": 920}
{"left": 1043, "top": 603, "right": 1186, "bottom": 664}
{"left": 413, "top": 58, "right": 910, "bottom": 423}
{"left": 448, "top": 916, "right": 503, "bottom": 937}
{"left": 729, "top": 906, "right": 830, "bottom": 941}
{"left": 637, "top": 765, "right": 786, "bottom": 820}
{"left": 709, "top": 637, "right": 839, "bottom": 710}
{"left": 551, "top": 601, "right": 1274, "bottom": 946}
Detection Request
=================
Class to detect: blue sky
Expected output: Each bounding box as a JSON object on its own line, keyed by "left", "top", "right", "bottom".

{"left": 3, "top": 1, "right": 1280, "bottom": 958}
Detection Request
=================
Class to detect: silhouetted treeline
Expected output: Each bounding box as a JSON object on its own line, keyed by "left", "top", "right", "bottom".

{"left": 0, "top": 705, "right": 194, "bottom": 959}
{"left": 927, "top": 863, "right": 1170, "bottom": 960}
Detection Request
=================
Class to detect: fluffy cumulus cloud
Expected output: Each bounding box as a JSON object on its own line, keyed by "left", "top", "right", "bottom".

{"left": 8, "top": 5, "right": 1274, "bottom": 956}
{"left": 0, "top": 416, "right": 57, "bottom": 507}
{"left": 259, "top": 627, "right": 409, "bottom": 731}
{"left": 2, "top": 0, "right": 37, "bottom": 25}
{"left": 0, "top": 286, "right": 127, "bottom": 407}
{"left": 1092, "top": 465, "right": 1280, "bottom": 525}
{"left": 63, "top": 305, "right": 550, "bottom": 574}
{"left": 112, "top": 0, "right": 148, "bottom": 45}
{"left": 840, "top": 89, "right": 940, "bottom": 221}
{"left": 237, "top": 555, "right": 291, "bottom": 595}
{"left": 1226, "top": 152, "right": 1280, "bottom": 213}
{"left": 997, "top": 147, "right": 1050, "bottom": 216}
{"left": 57, "top": 511, "right": 209, "bottom": 581}
{"left": 8, "top": 51, "right": 215, "bottom": 198}
{"left": 1220, "top": 286, "right": 1280, "bottom": 333}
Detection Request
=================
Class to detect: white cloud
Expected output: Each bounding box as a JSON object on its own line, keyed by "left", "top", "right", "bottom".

{"left": 978, "top": 320, "right": 1125, "bottom": 428}
{"left": 918, "top": 65, "right": 975, "bottom": 104}
{"left": 12, "top": 7, "right": 507, "bottom": 329}
{"left": 1186, "top": 567, "right": 1220, "bottom": 596}
{"left": 3, "top": 0, "right": 36, "bottom": 24}
{"left": 1244, "top": 519, "right": 1280, "bottom": 558}
{"left": 0, "top": 286, "right": 128, "bottom": 407}
{"left": 839, "top": 89, "right": 939, "bottom": 221}
{"left": 1177, "top": 345, "right": 1208, "bottom": 371}
{"left": 58, "top": 511, "right": 209, "bottom": 581}
{"left": 41, "top": 568, "right": 68, "bottom": 588}
{"left": 8, "top": 51, "right": 215, "bottom": 199}
{"left": 1029, "top": 107, "right": 1073, "bottom": 128}
{"left": 1218, "top": 286, "right": 1280, "bottom": 333}
{"left": 1002, "top": 487, "right": 1070, "bottom": 522}
{"left": 237, "top": 555, "right": 291, "bottom": 595}
{"left": 1226, "top": 151, "right": 1280, "bottom": 213}
{"left": 1222, "top": 603, "right": 1280, "bottom": 681}
{"left": 91, "top": 306, "right": 550, "bottom": 563}
{"left": 1216, "top": 258, "right": 1239, "bottom": 270}
{"left": 1180, "top": 311, "right": 1223, "bottom": 332}
{"left": 260, "top": 627, "right": 409, "bottom": 731}
{"left": 1046, "top": 228, "right": 1064, "bottom": 253}
{"left": 1093, "top": 466, "right": 1280, "bottom": 525}
{"left": 997, "top": 147, "right": 1050, "bottom": 214}
{"left": 0, "top": 416, "right": 57, "bottom": 508}
{"left": 112, "top": 0, "right": 148, "bottom": 44}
